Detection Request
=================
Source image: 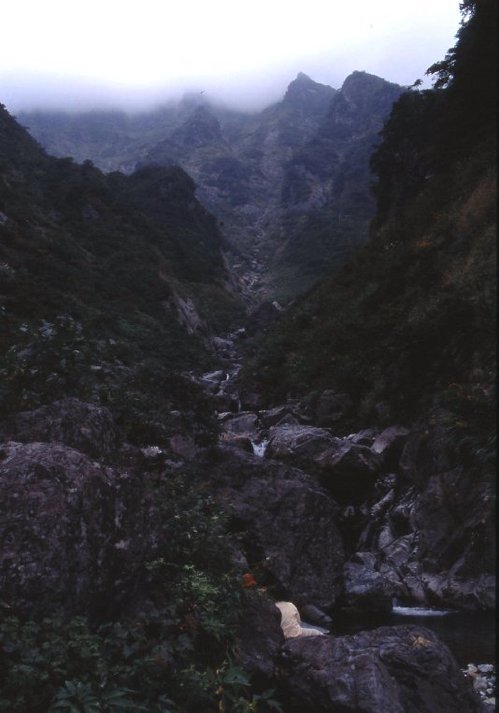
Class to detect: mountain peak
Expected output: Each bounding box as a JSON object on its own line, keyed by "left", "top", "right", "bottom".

{"left": 283, "top": 73, "right": 336, "bottom": 114}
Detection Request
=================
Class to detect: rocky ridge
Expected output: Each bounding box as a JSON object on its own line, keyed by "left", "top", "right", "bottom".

{"left": 19, "top": 71, "right": 403, "bottom": 302}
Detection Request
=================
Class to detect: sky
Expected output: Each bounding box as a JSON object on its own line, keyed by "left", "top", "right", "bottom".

{"left": 0, "top": 0, "right": 462, "bottom": 113}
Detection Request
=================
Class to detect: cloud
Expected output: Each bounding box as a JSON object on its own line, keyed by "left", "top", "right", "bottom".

{"left": 0, "top": 0, "right": 461, "bottom": 112}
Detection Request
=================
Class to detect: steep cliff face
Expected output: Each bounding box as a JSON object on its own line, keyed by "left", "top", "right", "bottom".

{"left": 19, "top": 71, "right": 402, "bottom": 301}
{"left": 274, "top": 71, "right": 403, "bottom": 297}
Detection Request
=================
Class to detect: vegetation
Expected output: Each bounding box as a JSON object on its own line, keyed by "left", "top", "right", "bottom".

{"left": 0, "top": 470, "right": 281, "bottom": 713}
{"left": 0, "top": 103, "right": 244, "bottom": 444}
{"left": 242, "top": 0, "right": 496, "bottom": 478}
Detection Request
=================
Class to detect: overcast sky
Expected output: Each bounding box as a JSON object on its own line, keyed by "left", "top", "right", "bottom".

{"left": 0, "top": 0, "right": 462, "bottom": 113}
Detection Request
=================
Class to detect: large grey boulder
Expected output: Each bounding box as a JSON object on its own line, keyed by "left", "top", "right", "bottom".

{"left": 279, "top": 625, "right": 483, "bottom": 713}
{"left": 0, "top": 441, "right": 148, "bottom": 617}
{"left": 222, "top": 412, "right": 259, "bottom": 436}
{"left": 340, "top": 559, "right": 394, "bottom": 613}
{"left": 203, "top": 447, "right": 344, "bottom": 610}
{"left": 267, "top": 424, "right": 336, "bottom": 460}
{"left": 13, "top": 398, "right": 122, "bottom": 463}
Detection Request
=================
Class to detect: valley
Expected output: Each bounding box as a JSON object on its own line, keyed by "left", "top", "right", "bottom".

{"left": 20, "top": 70, "right": 402, "bottom": 304}
{"left": 0, "top": 1, "right": 496, "bottom": 711}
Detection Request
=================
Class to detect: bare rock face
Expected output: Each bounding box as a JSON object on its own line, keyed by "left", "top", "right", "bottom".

{"left": 13, "top": 398, "right": 122, "bottom": 463}
{"left": 267, "top": 425, "right": 337, "bottom": 460}
{"left": 279, "top": 625, "right": 483, "bottom": 713}
{"left": 0, "top": 441, "right": 147, "bottom": 618}
{"left": 340, "top": 560, "right": 394, "bottom": 613}
{"left": 203, "top": 447, "right": 344, "bottom": 611}
{"left": 359, "top": 418, "right": 495, "bottom": 610}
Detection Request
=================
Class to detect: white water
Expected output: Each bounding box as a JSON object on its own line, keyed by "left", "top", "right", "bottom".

{"left": 251, "top": 438, "right": 269, "bottom": 458}
{"left": 392, "top": 605, "right": 455, "bottom": 617}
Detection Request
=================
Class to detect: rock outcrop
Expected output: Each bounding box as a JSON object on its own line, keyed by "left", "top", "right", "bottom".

{"left": 202, "top": 446, "right": 344, "bottom": 610}
{"left": 0, "top": 441, "right": 148, "bottom": 618}
{"left": 12, "top": 398, "right": 122, "bottom": 463}
{"left": 279, "top": 625, "right": 484, "bottom": 712}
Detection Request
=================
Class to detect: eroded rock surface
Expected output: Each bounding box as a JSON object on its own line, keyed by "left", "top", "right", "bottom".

{"left": 279, "top": 625, "right": 484, "bottom": 713}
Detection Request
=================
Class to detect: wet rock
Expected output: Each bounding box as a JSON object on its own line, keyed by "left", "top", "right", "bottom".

{"left": 340, "top": 560, "right": 394, "bottom": 613}
{"left": 300, "top": 604, "right": 333, "bottom": 628}
{"left": 203, "top": 447, "right": 344, "bottom": 610}
{"left": 219, "top": 432, "right": 254, "bottom": 453}
{"left": 371, "top": 425, "right": 410, "bottom": 468}
{"left": 349, "top": 428, "right": 379, "bottom": 446}
{"left": 13, "top": 398, "right": 122, "bottom": 463}
{"left": 0, "top": 441, "right": 147, "bottom": 618}
{"left": 260, "top": 405, "right": 293, "bottom": 428}
{"left": 279, "top": 625, "right": 483, "bottom": 713}
{"left": 222, "top": 412, "right": 259, "bottom": 435}
{"left": 267, "top": 424, "right": 336, "bottom": 460}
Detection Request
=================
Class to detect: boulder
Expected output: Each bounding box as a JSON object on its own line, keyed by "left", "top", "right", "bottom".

{"left": 267, "top": 425, "right": 336, "bottom": 460}
{"left": 0, "top": 441, "right": 147, "bottom": 617}
{"left": 371, "top": 425, "right": 410, "bottom": 468}
{"left": 202, "top": 447, "right": 344, "bottom": 610}
{"left": 169, "top": 433, "right": 197, "bottom": 460}
{"left": 300, "top": 604, "right": 333, "bottom": 628}
{"left": 236, "top": 590, "right": 285, "bottom": 681}
{"left": 222, "top": 412, "right": 259, "bottom": 436}
{"left": 349, "top": 428, "right": 379, "bottom": 446}
{"left": 260, "top": 405, "right": 295, "bottom": 428}
{"left": 279, "top": 625, "right": 483, "bottom": 713}
{"left": 219, "top": 432, "right": 254, "bottom": 453}
{"left": 340, "top": 560, "right": 394, "bottom": 613}
{"left": 13, "top": 398, "right": 122, "bottom": 463}
{"left": 316, "top": 440, "right": 382, "bottom": 504}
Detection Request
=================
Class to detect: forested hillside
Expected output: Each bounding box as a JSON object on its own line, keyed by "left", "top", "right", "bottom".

{"left": 0, "top": 103, "right": 244, "bottom": 446}
{"left": 244, "top": 0, "right": 496, "bottom": 458}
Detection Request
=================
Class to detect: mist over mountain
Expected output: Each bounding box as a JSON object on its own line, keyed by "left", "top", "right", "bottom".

{"left": 19, "top": 69, "right": 403, "bottom": 301}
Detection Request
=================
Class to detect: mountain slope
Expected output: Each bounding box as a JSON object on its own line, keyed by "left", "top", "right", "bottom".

{"left": 19, "top": 71, "right": 402, "bottom": 301}
{"left": 243, "top": 0, "right": 496, "bottom": 456}
{"left": 0, "top": 102, "right": 244, "bottom": 444}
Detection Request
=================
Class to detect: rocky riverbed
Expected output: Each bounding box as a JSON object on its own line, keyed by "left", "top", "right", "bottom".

{"left": 0, "top": 324, "right": 494, "bottom": 713}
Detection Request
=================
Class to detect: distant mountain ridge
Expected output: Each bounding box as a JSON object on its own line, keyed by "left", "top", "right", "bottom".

{"left": 19, "top": 71, "right": 403, "bottom": 300}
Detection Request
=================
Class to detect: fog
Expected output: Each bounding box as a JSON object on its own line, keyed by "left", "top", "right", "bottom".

{"left": 1, "top": 0, "right": 462, "bottom": 114}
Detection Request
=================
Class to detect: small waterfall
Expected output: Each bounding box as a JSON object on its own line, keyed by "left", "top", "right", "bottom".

{"left": 251, "top": 438, "right": 269, "bottom": 458}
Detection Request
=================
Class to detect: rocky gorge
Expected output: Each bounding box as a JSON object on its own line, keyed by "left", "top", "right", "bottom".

{"left": 0, "top": 1, "right": 496, "bottom": 710}
{"left": 0, "top": 336, "right": 494, "bottom": 711}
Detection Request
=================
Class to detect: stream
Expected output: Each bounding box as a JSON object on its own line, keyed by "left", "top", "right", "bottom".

{"left": 334, "top": 607, "right": 496, "bottom": 666}
{"left": 202, "top": 332, "right": 496, "bottom": 673}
